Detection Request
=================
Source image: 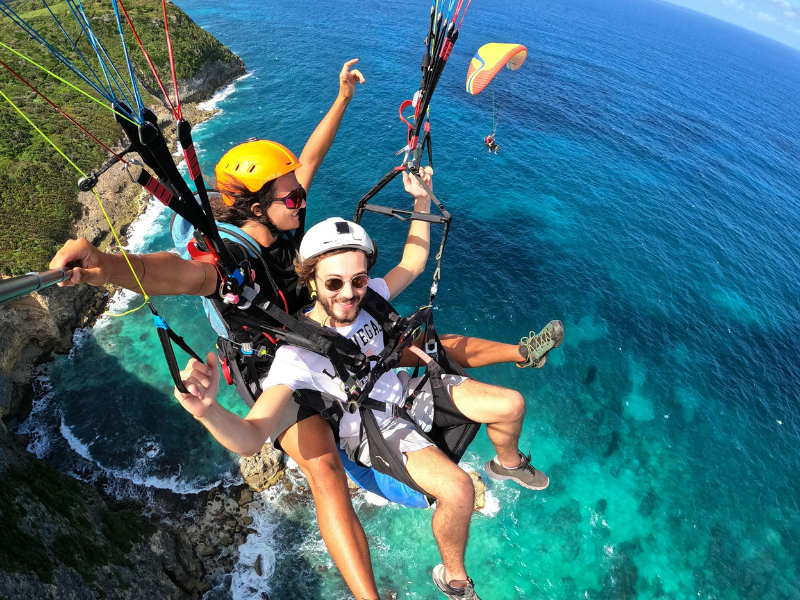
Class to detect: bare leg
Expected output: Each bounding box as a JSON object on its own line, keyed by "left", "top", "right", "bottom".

{"left": 404, "top": 446, "right": 474, "bottom": 584}
{"left": 398, "top": 334, "right": 523, "bottom": 369}
{"left": 449, "top": 379, "right": 526, "bottom": 468}
{"left": 278, "top": 416, "right": 381, "bottom": 599}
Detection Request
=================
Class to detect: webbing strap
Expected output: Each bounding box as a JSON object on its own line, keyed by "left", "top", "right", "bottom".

{"left": 152, "top": 305, "right": 202, "bottom": 394}
{"left": 362, "top": 406, "right": 432, "bottom": 499}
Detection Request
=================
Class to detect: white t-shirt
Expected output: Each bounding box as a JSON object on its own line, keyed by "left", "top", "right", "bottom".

{"left": 260, "top": 278, "right": 404, "bottom": 439}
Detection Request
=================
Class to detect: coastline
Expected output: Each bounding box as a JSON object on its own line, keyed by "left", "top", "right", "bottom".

{"left": 0, "top": 55, "right": 260, "bottom": 598}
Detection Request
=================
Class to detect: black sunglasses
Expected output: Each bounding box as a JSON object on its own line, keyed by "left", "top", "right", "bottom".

{"left": 323, "top": 274, "right": 370, "bottom": 292}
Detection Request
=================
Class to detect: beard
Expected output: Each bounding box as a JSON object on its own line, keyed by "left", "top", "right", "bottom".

{"left": 318, "top": 291, "right": 364, "bottom": 326}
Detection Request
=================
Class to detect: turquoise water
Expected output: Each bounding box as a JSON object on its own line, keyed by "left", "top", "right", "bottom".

{"left": 21, "top": 0, "right": 800, "bottom": 597}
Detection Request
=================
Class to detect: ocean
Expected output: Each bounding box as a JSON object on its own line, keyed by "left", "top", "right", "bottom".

{"left": 19, "top": 0, "right": 800, "bottom": 598}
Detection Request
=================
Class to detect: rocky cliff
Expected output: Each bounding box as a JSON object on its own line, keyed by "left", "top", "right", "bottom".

{"left": 0, "top": 13, "right": 248, "bottom": 598}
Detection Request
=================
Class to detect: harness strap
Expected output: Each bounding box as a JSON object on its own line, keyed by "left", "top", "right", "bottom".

{"left": 151, "top": 303, "right": 201, "bottom": 395}
{"left": 361, "top": 405, "right": 433, "bottom": 500}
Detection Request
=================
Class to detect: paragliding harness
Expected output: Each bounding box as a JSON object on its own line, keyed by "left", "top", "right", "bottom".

{"left": 171, "top": 208, "right": 479, "bottom": 504}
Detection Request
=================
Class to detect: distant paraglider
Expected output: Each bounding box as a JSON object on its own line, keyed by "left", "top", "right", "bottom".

{"left": 467, "top": 43, "right": 528, "bottom": 152}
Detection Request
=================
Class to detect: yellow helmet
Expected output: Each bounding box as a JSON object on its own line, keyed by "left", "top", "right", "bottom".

{"left": 215, "top": 138, "right": 301, "bottom": 205}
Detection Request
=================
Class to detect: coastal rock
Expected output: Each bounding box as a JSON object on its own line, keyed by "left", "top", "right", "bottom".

{"left": 469, "top": 471, "right": 487, "bottom": 512}
{"left": 198, "top": 544, "right": 217, "bottom": 558}
{"left": 238, "top": 488, "right": 254, "bottom": 506}
{"left": 0, "top": 432, "right": 205, "bottom": 599}
{"left": 0, "top": 8, "right": 251, "bottom": 599}
{"left": 175, "top": 56, "right": 246, "bottom": 104}
{"left": 240, "top": 442, "right": 286, "bottom": 492}
{"left": 0, "top": 283, "right": 106, "bottom": 422}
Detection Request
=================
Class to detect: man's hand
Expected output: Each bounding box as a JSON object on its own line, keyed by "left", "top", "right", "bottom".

{"left": 49, "top": 238, "right": 110, "bottom": 287}
{"left": 403, "top": 166, "right": 433, "bottom": 200}
{"left": 338, "top": 58, "right": 365, "bottom": 102}
{"left": 174, "top": 352, "right": 221, "bottom": 419}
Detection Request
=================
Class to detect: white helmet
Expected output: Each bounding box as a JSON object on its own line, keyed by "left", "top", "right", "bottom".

{"left": 298, "top": 217, "right": 375, "bottom": 260}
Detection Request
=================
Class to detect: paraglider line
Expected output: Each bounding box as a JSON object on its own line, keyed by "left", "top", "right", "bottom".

{"left": 0, "top": 58, "right": 128, "bottom": 163}
{"left": 0, "top": 0, "right": 121, "bottom": 108}
{"left": 110, "top": 0, "right": 146, "bottom": 117}
{"left": 0, "top": 88, "right": 149, "bottom": 316}
{"left": 115, "top": 0, "right": 179, "bottom": 119}
{"left": 39, "top": 0, "right": 108, "bottom": 94}
{"left": 162, "top": 0, "right": 182, "bottom": 119}
{"left": 0, "top": 41, "right": 139, "bottom": 126}
{"left": 457, "top": 0, "right": 473, "bottom": 30}
{"left": 67, "top": 0, "right": 140, "bottom": 109}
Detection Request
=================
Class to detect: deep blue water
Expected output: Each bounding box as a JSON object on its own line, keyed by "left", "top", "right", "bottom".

{"left": 20, "top": 0, "right": 800, "bottom": 598}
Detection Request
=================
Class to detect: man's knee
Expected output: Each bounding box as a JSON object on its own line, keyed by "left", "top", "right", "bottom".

{"left": 502, "top": 389, "right": 526, "bottom": 422}
{"left": 436, "top": 465, "right": 475, "bottom": 510}
{"left": 299, "top": 451, "right": 349, "bottom": 495}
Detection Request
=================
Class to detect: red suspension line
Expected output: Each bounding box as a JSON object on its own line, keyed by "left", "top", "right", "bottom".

{"left": 452, "top": 0, "right": 464, "bottom": 23}
{"left": 114, "top": 0, "right": 179, "bottom": 119}
{"left": 457, "top": 0, "right": 473, "bottom": 30}
{"left": 0, "top": 59, "right": 128, "bottom": 163}
{"left": 161, "top": 0, "right": 182, "bottom": 120}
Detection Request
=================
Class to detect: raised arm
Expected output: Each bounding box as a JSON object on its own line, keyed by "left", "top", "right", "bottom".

{"left": 49, "top": 237, "right": 218, "bottom": 297}
{"left": 383, "top": 166, "right": 434, "bottom": 300}
{"left": 175, "top": 352, "right": 296, "bottom": 457}
{"left": 295, "top": 59, "right": 365, "bottom": 192}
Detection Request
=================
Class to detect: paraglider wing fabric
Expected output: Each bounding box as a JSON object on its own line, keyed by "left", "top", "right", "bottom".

{"left": 466, "top": 43, "right": 528, "bottom": 95}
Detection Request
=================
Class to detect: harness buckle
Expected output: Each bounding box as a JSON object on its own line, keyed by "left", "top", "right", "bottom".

{"left": 425, "top": 339, "right": 439, "bottom": 361}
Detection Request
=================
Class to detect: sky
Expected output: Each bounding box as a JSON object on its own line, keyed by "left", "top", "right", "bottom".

{"left": 664, "top": 0, "right": 800, "bottom": 49}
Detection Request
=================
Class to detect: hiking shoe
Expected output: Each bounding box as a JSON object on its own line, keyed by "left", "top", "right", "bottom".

{"left": 432, "top": 564, "right": 481, "bottom": 599}
{"left": 485, "top": 453, "right": 549, "bottom": 490}
{"left": 517, "top": 320, "right": 564, "bottom": 368}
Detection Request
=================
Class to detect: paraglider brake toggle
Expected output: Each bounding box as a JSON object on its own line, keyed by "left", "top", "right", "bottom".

{"left": 77, "top": 144, "right": 133, "bottom": 192}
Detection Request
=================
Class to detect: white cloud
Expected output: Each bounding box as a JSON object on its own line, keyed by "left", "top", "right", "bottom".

{"left": 722, "top": 0, "right": 746, "bottom": 9}
{"left": 785, "top": 10, "right": 797, "bottom": 17}
{"left": 769, "top": 0, "right": 792, "bottom": 8}
{"left": 757, "top": 11, "right": 777, "bottom": 20}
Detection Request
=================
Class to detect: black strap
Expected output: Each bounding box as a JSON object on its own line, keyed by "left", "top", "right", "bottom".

{"left": 149, "top": 302, "right": 201, "bottom": 395}
{"left": 361, "top": 406, "right": 433, "bottom": 500}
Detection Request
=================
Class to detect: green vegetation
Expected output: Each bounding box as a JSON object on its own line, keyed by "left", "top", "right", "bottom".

{"left": 0, "top": 0, "right": 238, "bottom": 274}
{"left": 0, "top": 457, "right": 156, "bottom": 584}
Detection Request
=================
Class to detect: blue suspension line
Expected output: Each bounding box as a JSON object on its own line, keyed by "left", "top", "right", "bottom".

{"left": 0, "top": 0, "right": 138, "bottom": 124}
{"left": 0, "top": 1, "right": 106, "bottom": 98}
{"left": 68, "top": 0, "right": 139, "bottom": 116}
{"left": 109, "top": 0, "right": 145, "bottom": 118}
{"left": 40, "top": 0, "right": 106, "bottom": 93}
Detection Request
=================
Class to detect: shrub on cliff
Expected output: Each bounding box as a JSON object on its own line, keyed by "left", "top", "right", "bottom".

{"left": 0, "top": 0, "right": 240, "bottom": 275}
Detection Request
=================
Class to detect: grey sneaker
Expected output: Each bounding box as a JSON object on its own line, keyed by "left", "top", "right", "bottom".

{"left": 517, "top": 320, "right": 564, "bottom": 368}
{"left": 432, "top": 564, "right": 480, "bottom": 600}
{"left": 485, "top": 453, "right": 549, "bottom": 490}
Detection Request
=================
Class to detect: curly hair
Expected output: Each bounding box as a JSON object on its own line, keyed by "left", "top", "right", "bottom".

{"left": 208, "top": 175, "right": 278, "bottom": 227}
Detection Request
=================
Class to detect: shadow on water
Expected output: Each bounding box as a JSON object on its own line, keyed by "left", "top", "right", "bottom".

{"left": 45, "top": 332, "right": 238, "bottom": 489}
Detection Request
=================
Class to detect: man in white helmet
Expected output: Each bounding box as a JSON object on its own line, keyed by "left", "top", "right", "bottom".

{"left": 175, "top": 212, "right": 555, "bottom": 600}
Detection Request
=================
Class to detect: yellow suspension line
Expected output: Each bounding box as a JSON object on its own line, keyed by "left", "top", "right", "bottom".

{"left": 0, "top": 41, "right": 139, "bottom": 127}
{"left": 0, "top": 87, "right": 148, "bottom": 317}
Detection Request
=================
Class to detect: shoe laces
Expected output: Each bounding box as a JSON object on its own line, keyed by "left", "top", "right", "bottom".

{"left": 518, "top": 329, "right": 552, "bottom": 367}
{"left": 523, "top": 327, "right": 553, "bottom": 350}
{"left": 517, "top": 453, "right": 537, "bottom": 476}
{"left": 450, "top": 578, "right": 478, "bottom": 600}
